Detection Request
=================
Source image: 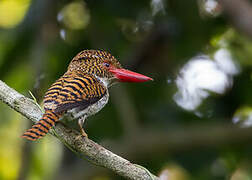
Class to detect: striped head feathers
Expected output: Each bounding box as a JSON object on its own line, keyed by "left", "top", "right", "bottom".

{"left": 68, "top": 49, "right": 153, "bottom": 85}
{"left": 68, "top": 50, "right": 122, "bottom": 85}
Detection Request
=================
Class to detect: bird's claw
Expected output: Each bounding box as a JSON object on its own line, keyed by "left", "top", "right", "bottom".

{"left": 81, "top": 129, "right": 88, "bottom": 138}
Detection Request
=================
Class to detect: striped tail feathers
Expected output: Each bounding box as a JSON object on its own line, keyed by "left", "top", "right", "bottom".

{"left": 21, "top": 111, "right": 59, "bottom": 141}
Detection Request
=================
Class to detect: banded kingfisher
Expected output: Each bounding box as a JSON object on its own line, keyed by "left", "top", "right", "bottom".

{"left": 22, "top": 50, "right": 152, "bottom": 141}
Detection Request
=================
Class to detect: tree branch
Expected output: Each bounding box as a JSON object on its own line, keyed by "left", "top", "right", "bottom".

{"left": 0, "top": 80, "right": 158, "bottom": 180}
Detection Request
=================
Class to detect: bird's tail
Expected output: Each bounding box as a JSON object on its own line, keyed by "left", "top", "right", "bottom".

{"left": 21, "top": 111, "right": 59, "bottom": 141}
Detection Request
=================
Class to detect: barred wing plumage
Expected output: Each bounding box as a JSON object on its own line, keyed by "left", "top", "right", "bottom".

{"left": 22, "top": 72, "right": 106, "bottom": 141}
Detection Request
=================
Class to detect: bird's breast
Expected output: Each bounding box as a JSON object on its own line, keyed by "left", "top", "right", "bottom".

{"left": 66, "top": 92, "right": 109, "bottom": 120}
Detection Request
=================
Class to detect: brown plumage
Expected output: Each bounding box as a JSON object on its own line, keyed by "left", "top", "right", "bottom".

{"left": 22, "top": 50, "right": 152, "bottom": 141}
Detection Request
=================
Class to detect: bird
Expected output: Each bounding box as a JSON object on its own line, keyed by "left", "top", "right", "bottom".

{"left": 22, "top": 50, "right": 152, "bottom": 141}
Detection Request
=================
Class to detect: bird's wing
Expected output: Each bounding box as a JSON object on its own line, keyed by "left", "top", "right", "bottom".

{"left": 43, "top": 73, "right": 107, "bottom": 113}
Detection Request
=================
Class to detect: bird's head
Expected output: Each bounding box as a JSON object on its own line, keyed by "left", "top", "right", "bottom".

{"left": 68, "top": 50, "right": 153, "bottom": 86}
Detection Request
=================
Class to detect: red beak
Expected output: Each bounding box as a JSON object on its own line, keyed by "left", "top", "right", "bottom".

{"left": 109, "top": 68, "right": 153, "bottom": 82}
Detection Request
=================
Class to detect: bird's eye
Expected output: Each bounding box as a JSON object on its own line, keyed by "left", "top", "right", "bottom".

{"left": 103, "top": 62, "right": 110, "bottom": 68}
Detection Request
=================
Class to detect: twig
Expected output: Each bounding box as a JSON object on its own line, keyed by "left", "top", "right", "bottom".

{"left": 0, "top": 80, "right": 158, "bottom": 180}
{"left": 107, "top": 125, "right": 252, "bottom": 160}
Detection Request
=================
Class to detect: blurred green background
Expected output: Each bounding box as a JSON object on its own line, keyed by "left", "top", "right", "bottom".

{"left": 1, "top": 0, "right": 252, "bottom": 179}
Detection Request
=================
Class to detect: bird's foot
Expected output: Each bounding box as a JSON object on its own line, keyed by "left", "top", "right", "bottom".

{"left": 74, "top": 129, "right": 88, "bottom": 141}
{"left": 75, "top": 132, "right": 88, "bottom": 141}
{"left": 78, "top": 116, "right": 88, "bottom": 138}
{"left": 80, "top": 128, "right": 88, "bottom": 138}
